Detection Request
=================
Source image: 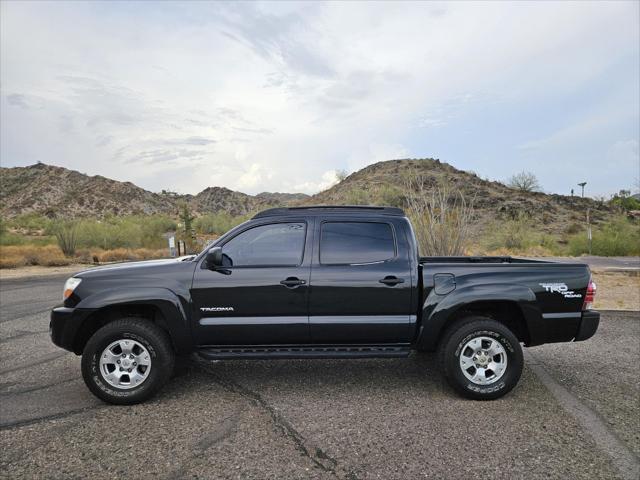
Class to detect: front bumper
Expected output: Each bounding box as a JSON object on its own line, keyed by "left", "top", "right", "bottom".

{"left": 574, "top": 310, "right": 600, "bottom": 342}
{"left": 50, "top": 306, "right": 92, "bottom": 354}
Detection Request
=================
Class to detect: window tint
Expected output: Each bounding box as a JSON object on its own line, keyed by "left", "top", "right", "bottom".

{"left": 222, "top": 223, "right": 306, "bottom": 267}
{"left": 320, "top": 222, "right": 395, "bottom": 264}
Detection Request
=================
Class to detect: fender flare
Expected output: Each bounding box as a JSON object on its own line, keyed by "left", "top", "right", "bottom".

{"left": 416, "top": 283, "right": 541, "bottom": 351}
{"left": 76, "top": 287, "right": 192, "bottom": 354}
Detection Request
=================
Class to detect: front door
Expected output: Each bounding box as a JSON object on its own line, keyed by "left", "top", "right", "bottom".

{"left": 191, "top": 220, "right": 312, "bottom": 346}
{"left": 308, "top": 219, "right": 414, "bottom": 344}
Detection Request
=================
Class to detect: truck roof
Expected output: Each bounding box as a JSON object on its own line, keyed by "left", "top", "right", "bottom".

{"left": 252, "top": 205, "right": 406, "bottom": 219}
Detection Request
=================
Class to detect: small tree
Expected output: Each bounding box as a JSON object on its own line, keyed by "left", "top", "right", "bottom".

{"left": 336, "top": 169, "right": 349, "bottom": 182}
{"left": 178, "top": 202, "right": 196, "bottom": 253}
{"left": 53, "top": 221, "right": 79, "bottom": 257}
{"left": 507, "top": 171, "right": 541, "bottom": 192}
{"left": 404, "top": 173, "right": 475, "bottom": 256}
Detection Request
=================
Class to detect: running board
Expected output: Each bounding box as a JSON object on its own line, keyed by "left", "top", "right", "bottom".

{"left": 197, "top": 344, "right": 411, "bottom": 360}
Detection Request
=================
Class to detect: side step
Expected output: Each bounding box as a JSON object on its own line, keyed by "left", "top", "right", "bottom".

{"left": 197, "top": 344, "right": 411, "bottom": 360}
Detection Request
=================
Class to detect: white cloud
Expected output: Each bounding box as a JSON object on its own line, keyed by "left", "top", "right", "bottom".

{"left": 293, "top": 170, "right": 340, "bottom": 194}
{"left": 1, "top": 1, "right": 638, "bottom": 196}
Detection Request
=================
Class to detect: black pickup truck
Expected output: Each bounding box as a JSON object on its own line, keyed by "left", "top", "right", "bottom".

{"left": 50, "top": 206, "right": 599, "bottom": 404}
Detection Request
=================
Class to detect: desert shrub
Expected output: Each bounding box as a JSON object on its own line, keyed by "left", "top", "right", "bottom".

{"left": 0, "top": 232, "right": 27, "bottom": 246}
{"left": 376, "top": 185, "right": 405, "bottom": 207}
{"left": 539, "top": 234, "right": 564, "bottom": 254}
{"left": 609, "top": 190, "right": 640, "bottom": 211}
{"left": 74, "top": 249, "right": 95, "bottom": 264}
{"left": 485, "top": 213, "right": 535, "bottom": 251}
{"left": 568, "top": 217, "right": 640, "bottom": 256}
{"left": 344, "top": 187, "right": 371, "bottom": 205}
{"left": 0, "top": 254, "right": 23, "bottom": 268}
{"left": 564, "top": 222, "right": 582, "bottom": 235}
{"left": 93, "top": 248, "right": 139, "bottom": 262}
{"left": 506, "top": 171, "right": 541, "bottom": 192}
{"left": 195, "top": 212, "right": 239, "bottom": 235}
{"left": 75, "top": 215, "right": 176, "bottom": 250}
{"left": 404, "top": 174, "right": 474, "bottom": 256}
{"left": 7, "top": 213, "right": 52, "bottom": 233}
{"left": 52, "top": 221, "right": 79, "bottom": 257}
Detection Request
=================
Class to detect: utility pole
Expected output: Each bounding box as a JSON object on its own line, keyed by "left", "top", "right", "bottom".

{"left": 586, "top": 208, "right": 592, "bottom": 255}
{"left": 578, "top": 182, "right": 587, "bottom": 198}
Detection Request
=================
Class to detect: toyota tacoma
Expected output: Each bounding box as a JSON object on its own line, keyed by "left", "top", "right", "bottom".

{"left": 50, "top": 206, "right": 599, "bottom": 404}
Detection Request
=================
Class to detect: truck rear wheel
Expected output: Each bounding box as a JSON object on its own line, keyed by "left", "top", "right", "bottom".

{"left": 438, "top": 316, "right": 523, "bottom": 400}
{"left": 81, "top": 318, "right": 175, "bottom": 405}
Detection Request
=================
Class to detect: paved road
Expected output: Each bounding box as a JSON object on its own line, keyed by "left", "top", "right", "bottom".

{"left": 1, "top": 275, "right": 638, "bottom": 479}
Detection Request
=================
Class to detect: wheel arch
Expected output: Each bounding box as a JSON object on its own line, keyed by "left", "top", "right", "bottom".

{"left": 416, "top": 283, "right": 541, "bottom": 351}
{"left": 72, "top": 289, "right": 193, "bottom": 355}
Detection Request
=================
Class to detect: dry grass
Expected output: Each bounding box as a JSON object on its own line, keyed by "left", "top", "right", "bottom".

{"left": 91, "top": 248, "right": 167, "bottom": 263}
{"left": 592, "top": 270, "right": 640, "bottom": 311}
{"left": 0, "top": 245, "right": 72, "bottom": 268}
{"left": 0, "top": 246, "right": 168, "bottom": 269}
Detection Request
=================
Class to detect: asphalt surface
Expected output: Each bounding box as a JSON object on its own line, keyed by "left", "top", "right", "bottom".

{"left": 1, "top": 274, "right": 639, "bottom": 479}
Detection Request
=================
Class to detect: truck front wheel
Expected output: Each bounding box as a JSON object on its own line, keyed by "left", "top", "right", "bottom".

{"left": 81, "top": 318, "right": 175, "bottom": 405}
{"left": 438, "top": 316, "right": 523, "bottom": 400}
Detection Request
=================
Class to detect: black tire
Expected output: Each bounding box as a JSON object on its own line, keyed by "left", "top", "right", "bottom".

{"left": 438, "top": 316, "right": 523, "bottom": 400}
{"left": 81, "top": 318, "right": 175, "bottom": 405}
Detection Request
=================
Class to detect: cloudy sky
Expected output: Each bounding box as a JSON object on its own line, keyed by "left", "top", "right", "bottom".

{"left": 1, "top": 1, "right": 638, "bottom": 197}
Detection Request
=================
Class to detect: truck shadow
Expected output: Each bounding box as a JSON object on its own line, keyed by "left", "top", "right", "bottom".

{"left": 171, "top": 352, "right": 452, "bottom": 399}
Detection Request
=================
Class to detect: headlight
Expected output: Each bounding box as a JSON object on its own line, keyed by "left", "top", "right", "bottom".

{"left": 63, "top": 277, "right": 82, "bottom": 300}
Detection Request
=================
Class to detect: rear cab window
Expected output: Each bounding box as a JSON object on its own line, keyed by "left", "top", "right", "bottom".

{"left": 320, "top": 221, "right": 396, "bottom": 265}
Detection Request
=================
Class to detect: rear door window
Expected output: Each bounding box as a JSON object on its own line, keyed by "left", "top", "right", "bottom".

{"left": 320, "top": 222, "right": 395, "bottom": 265}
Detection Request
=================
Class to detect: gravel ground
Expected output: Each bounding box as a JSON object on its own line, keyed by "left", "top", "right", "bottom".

{"left": 0, "top": 274, "right": 638, "bottom": 479}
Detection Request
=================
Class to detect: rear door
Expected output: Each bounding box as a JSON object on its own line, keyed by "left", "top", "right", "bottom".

{"left": 308, "top": 218, "right": 414, "bottom": 344}
{"left": 191, "top": 219, "right": 312, "bottom": 345}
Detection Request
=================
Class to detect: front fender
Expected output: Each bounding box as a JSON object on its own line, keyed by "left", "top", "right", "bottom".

{"left": 416, "top": 283, "right": 541, "bottom": 351}
{"left": 76, "top": 287, "right": 192, "bottom": 353}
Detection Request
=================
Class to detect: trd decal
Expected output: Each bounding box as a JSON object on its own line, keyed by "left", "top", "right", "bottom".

{"left": 539, "top": 283, "right": 582, "bottom": 299}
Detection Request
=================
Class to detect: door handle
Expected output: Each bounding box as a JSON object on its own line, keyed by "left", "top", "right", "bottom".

{"left": 379, "top": 276, "right": 404, "bottom": 286}
{"left": 280, "top": 277, "right": 306, "bottom": 288}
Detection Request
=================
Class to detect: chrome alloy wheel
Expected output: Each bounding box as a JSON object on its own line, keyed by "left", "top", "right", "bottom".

{"left": 459, "top": 336, "right": 508, "bottom": 385}
{"left": 99, "top": 339, "right": 151, "bottom": 389}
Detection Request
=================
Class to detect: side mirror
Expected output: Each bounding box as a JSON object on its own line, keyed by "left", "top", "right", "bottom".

{"left": 206, "top": 247, "right": 223, "bottom": 268}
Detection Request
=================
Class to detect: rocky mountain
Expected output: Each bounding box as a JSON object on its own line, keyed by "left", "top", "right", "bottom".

{"left": 0, "top": 163, "right": 310, "bottom": 218}
{"left": 306, "top": 159, "right": 614, "bottom": 233}
{"left": 0, "top": 160, "right": 615, "bottom": 235}
{"left": 0, "top": 163, "right": 176, "bottom": 218}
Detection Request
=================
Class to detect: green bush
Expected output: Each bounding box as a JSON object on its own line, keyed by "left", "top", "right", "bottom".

{"left": 8, "top": 213, "right": 52, "bottom": 232}
{"left": 53, "top": 221, "right": 79, "bottom": 257}
{"left": 47, "top": 215, "right": 177, "bottom": 250}
{"left": 568, "top": 217, "right": 640, "bottom": 256}
{"left": 609, "top": 190, "right": 640, "bottom": 212}
{"left": 344, "top": 187, "right": 371, "bottom": 205}
{"left": 376, "top": 185, "right": 405, "bottom": 207}
{"left": 0, "top": 232, "right": 27, "bottom": 246}
{"left": 194, "top": 212, "right": 243, "bottom": 235}
{"left": 485, "top": 214, "right": 536, "bottom": 251}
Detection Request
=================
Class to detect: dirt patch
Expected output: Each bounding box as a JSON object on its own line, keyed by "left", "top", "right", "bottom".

{"left": 592, "top": 270, "right": 640, "bottom": 311}
{"left": 0, "top": 264, "right": 92, "bottom": 280}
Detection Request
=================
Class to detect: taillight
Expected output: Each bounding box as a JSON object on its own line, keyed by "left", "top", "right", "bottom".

{"left": 583, "top": 278, "right": 596, "bottom": 310}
